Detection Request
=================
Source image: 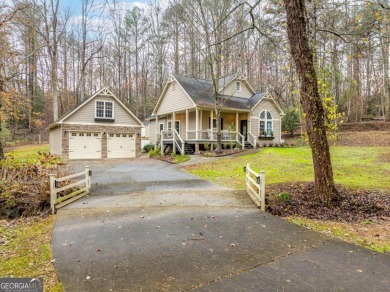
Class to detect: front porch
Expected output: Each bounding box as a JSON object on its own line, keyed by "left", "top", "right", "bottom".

{"left": 154, "top": 108, "right": 258, "bottom": 155}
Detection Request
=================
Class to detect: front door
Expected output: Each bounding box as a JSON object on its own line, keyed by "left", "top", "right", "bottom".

{"left": 240, "top": 120, "right": 248, "bottom": 141}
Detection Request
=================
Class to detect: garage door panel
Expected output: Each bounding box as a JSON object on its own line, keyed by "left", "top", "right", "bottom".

{"left": 107, "top": 133, "right": 136, "bottom": 158}
{"left": 69, "top": 132, "right": 102, "bottom": 159}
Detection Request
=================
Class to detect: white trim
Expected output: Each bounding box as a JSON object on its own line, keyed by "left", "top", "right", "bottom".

{"left": 61, "top": 122, "right": 142, "bottom": 127}
{"left": 251, "top": 93, "right": 284, "bottom": 115}
{"left": 56, "top": 87, "right": 144, "bottom": 127}
{"left": 95, "top": 100, "right": 114, "bottom": 119}
{"left": 175, "top": 120, "right": 180, "bottom": 133}
{"left": 159, "top": 123, "right": 164, "bottom": 132}
{"left": 236, "top": 81, "right": 242, "bottom": 92}
{"left": 259, "top": 110, "right": 273, "bottom": 136}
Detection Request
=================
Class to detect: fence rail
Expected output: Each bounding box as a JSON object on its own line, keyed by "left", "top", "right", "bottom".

{"left": 49, "top": 166, "right": 91, "bottom": 214}
{"left": 245, "top": 163, "right": 265, "bottom": 211}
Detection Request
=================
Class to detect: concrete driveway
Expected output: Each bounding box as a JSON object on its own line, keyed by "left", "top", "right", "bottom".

{"left": 52, "top": 157, "right": 390, "bottom": 291}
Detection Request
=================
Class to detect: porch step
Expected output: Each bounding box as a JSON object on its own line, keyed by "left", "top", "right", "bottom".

{"left": 184, "top": 143, "right": 195, "bottom": 155}
{"left": 244, "top": 141, "right": 254, "bottom": 149}
{"left": 164, "top": 145, "right": 173, "bottom": 155}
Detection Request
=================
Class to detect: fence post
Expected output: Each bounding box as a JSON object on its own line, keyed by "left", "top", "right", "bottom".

{"left": 242, "top": 135, "right": 245, "bottom": 149}
{"left": 260, "top": 170, "right": 266, "bottom": 211}
{"left": 84, "top": 166, "right": 90, "bottom": 190}
{"left": 246, "top": 163, "right": 250, "bottom": 187}
{"left": 49, "top": 174, "right": 56, "bottom": 214}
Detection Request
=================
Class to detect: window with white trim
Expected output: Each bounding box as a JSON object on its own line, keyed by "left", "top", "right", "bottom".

{"left": 236, "top": 81, "right": 241, "bottom": 92}
{"left": 259, "top": 110, "right": 273, "bottom": 136}
{"left": 96, "top": 101, "right": 113, "bottom": 119}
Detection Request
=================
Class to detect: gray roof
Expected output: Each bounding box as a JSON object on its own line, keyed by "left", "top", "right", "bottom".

{"left": 173, "top": 74, "right": 266, "bottom": 110}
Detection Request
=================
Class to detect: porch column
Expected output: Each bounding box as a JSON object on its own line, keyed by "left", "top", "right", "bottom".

{"left": 185, "top": 109, "right": 189, "bottom": 140}
{"left": 235, "top": 112, "right": 239, "bottom": 132}
{"left": 172, "top": 111, "right": 176, "bottom": 153}
{"left": 210, "top": 109, "right": 214, "bottom": 140}
{"left": 195, "top": 107, "right": 199, "bottom": 140}
{"left": 200, "top": 109, "right": 203, "bottom": 132}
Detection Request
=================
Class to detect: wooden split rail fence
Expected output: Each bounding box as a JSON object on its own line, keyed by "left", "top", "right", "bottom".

{"left": 50, "top": 166, "right": 92, "bottom": 214}
{"left": 244, "top": 163, "right": 266, "bottom": 211}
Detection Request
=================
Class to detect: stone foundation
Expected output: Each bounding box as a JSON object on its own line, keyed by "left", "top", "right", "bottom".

{"left": 61, "top": 124, "right": 141, "bottom": 159}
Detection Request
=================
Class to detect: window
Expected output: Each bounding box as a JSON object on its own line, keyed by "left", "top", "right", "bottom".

{"left": 94, "top": 133, "right": 99, "bottom": 137}
{"left": 236, "top": 81, "right": 241, "bottom": 92}
{"left": 109, "top": 134, "right": 114, "bottom": 137}
{"left": 175, "top": 121, "right": 180, "bottom": 133}
{"left": 86, "top": 133, "right": 91, "bottom": 137}
{"left": 159, "top": 123, "right": 164, "bottom": 132}
{"left": 116, "top": 134, "right": 121, "bottom": 137}
{"left": 209, "top": 118, "right": 224, "bottom": 130}
{"left": 167, "top": 121, "right": 172, "bottom": 130}
{"left": 72, "top": 133, "right": 77, "bottom": 136}
{"left": 122, "top": 134, "right": 127, "bottom": 137}
{"left": 259, "top": 110, "right": 273, "bottom": 136}
{"left": 79, "top": 133, "right": 84, "bottom": 136}
{"left": 96, "top": 101, "right": 113, "bottom": 119}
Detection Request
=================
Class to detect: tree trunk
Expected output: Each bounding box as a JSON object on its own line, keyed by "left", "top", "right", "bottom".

{"left": 0, "top": 78, "right": 4, "bottom": 160}
{"left": 283, "top": 0, "right": 338, "bottom": 204}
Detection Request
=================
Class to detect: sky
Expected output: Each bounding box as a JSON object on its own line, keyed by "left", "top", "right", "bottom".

{"left": 60, "top": 0, "right": 147, "bottom": 14}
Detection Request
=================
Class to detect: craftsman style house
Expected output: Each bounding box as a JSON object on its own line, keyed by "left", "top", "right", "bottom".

{"left": 148, "top": 73, "right": 284, "bottom": 154}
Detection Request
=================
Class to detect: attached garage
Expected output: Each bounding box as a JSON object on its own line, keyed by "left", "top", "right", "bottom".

{"left": 107, "top": 133, "right": 136, "bottom": 158}
{"left": 69, "top": 132, "right": 102, "bottom": 160}
{"left": 49, "top": 87, "right": 144, "bottom": 159}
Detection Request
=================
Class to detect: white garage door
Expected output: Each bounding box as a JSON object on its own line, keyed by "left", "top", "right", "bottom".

{"left": 107, "top": 133, "right": 136, "bottom": 158}
{"left": 69, "top": 132, "right": 102, "bottom": 159}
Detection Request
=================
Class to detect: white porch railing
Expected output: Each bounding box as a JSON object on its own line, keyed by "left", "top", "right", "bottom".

{"left": 245, "top": 163, "right": 265, "bottom": 211}
{"left": 49, "top": 166, "right": 91, "bottom": 214}
{"left": 248, "top": 133, "right": 257, "bottom": 149}
{"left": 237, "top": 132, "right": 245, "bottom": 149}
{"left": 173, "top": 129, "right": 184, "bottom": 155}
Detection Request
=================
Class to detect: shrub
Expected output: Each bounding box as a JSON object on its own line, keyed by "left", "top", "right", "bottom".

{"left": 277, "top": 192, "right": 290, "bottom": 201}
{"left": 142, "top": 144, "right": 155, "bottom": 153}
{"left": 0, "top": 152, "right": 69, "bottom": 218}
{"left": 282, "top": 108, "right": 300, "bottom": 137}
{"left": 149, "top": 147, "right": 161, "bottom": 157}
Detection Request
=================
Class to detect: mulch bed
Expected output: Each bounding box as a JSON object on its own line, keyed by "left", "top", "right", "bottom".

{"left": 267, "top": 182, "right": 390, "bottom": 223}
{"left": 200, "top": 149, "right": 247, "bottom": 157}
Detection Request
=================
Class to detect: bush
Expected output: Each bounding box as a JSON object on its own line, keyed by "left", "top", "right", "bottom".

{"left": 143, "top": 144, "right": 155, "bottom": 153}
{"left": 0, "top": 152, "right": 68, "bottom": 218}
{"left": 149, "top": 147, "right": 161, "bottom": 157}
{"left": 277, "top": 192, "right": 290, "bottom": 201}
{"left": 282, "top": 108, "right": 300, "bottom": 137}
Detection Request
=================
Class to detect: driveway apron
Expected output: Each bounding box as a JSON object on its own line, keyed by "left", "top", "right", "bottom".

{"left": 52, "top": 157, "right": 390, "bottom": 292}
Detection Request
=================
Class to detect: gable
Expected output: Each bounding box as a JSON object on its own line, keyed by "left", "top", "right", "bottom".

{"left": 63, "top": 94, "right": 141, "bottom": 126}
{"left": 155, "top": 81, "right": 195, "bottom": 115}
{"left": 219, "top": 77, "right": 254, "bottom": 98}
{"left": 251, "top": 97, "right": 282, "bottom": 120}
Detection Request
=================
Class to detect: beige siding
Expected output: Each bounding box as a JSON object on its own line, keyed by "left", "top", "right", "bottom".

{"left": 189, "top": 111, "right": 197, "bottom": 130}
{"left": 156, "top": 82, "right": 194, "bottom": 115}
{"left": 64, "top": 95, "right": 140, "bottom": 126}
{"left": 149, "top": 120, "right": 156, "bottom": 144}
{"left": 250, "top": 117, "right": 259, "bottom": 135}
{"left": 220, "top": 80, "right": 253, "bottom": 98}
{"left": 251, "top": 98, "right": 282, "bottom": 144}
{"left": 49, "top": 126, "right": 62, "bottom": 155}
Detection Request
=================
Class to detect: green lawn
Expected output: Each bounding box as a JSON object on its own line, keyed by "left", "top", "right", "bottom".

{"left": 2, "top": 144, "right": 62, "bottom": 291}
{"left": 0, "top": 216, "right": 62, "bottom": 291}
{"left": 5, "top": 144, "right": 50, "bottom": 164}
{"left": 184, "top": 146, "right": 390, "bottom": 191}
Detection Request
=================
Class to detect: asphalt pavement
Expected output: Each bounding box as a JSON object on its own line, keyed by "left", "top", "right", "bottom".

{"left": 52, "top": 157, "right": 390, "bottom": 291}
